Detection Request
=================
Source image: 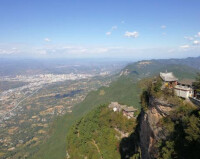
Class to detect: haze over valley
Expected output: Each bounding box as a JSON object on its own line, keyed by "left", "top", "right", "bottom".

{"left": 0, "top": 58, "right": 127, "bottom": 158}
{"left": 1, "top": 0, "right": 200, "bottom": 159}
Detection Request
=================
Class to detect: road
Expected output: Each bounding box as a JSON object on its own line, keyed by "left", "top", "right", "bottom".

{"left": 0, "top": 87, "right": 42, "bottom": 120}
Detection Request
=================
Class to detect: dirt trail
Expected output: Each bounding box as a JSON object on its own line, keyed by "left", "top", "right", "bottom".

{"left": 91, "top": 139, "right": 103, "bottom": 159}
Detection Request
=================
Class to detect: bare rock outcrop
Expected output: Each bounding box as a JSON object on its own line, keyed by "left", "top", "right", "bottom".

{"left": 139, "top": 96, "right": 174, "bottom": 159}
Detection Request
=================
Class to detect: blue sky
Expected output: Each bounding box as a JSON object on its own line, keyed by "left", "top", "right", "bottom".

{"left": 0, "top": 0, "right": 200, "bottom": 59}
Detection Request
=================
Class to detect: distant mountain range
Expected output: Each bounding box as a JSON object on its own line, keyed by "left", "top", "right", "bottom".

{"left": 156, "top": 56, "right": 200, "bottom": 70}
{"left": 0, "top": 56, "right": 199, "bottom": 76}
{"left": 121, "top": 56, "right": 200, "bottom": 80}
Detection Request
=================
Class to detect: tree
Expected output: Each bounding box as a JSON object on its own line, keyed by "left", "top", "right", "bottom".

{"left": 153, "top": 77, "right": 162, "bottom": 93}
{"left": 194, "top": 73, "right": 200, "bottom": 92}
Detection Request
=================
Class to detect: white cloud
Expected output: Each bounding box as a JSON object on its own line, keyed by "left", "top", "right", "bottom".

{"left": 35, "top": 45, "right": 111, "bottom": 57}
{"left": 1, "top": 42, "right": 200, "bottom": 59}
{"left": 111, "top": 26, "right": 117, "bottom": 30}
{"left": 194, "top": 32, "right": 200, "bottom": 38}
{"left": 0, "top": 47, "right": 21, "bottom": 55}
{"left": 180, "top": 45, "right": 190, "bottom": 49}
{"left": 193, "top": 40, "right": 200, "bottom": 45}
{"left": 106, "top": 32, "right": 111, "bottom": 36}
{"left": 44, "top": 38, "right": 51, "bottom": 42}
{"left": 36, "top": 49, "right": 47, "bottom": 55}
{"left": 161, "top": 25, "right": 166, "bottom": 29}
{"left": 105, "top": 26, "right": 117, "bottom": 36}
{"left": 92, "top": 48, "right": 109, "bottom": 53}
{"left": 184, "top": 36, "right": 194, "bottom": 41}
{"left": 124, "top": 31, "right": 139, "bottom": 38}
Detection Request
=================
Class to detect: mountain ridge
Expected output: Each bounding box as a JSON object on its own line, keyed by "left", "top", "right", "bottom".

{"left": 28, "top": 56, "right": 200, "bottom": 159}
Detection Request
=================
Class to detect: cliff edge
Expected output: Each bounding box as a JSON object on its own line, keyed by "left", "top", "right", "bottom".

{"left": 133, "top": 77, "right": 200, "bottom": 159}
{"left": 139, "top": 96, "right": 174, "bottom": 159}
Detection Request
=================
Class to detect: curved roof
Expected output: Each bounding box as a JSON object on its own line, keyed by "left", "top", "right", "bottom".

{"left": 160, "top": 72, "right": 178, "bottom": 82}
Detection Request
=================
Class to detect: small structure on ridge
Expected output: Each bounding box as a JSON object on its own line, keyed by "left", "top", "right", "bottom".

{"left": 160, "top": 72, "right": 178, "bottom": 88}
{"left": 108, "top": 102, "right": 137, "bottom": 119}
{"left": 160, "top": 72, "right": 199, "bottom": 101}
{"left": 174, "top": 79, "right": 195, "bottom": 99}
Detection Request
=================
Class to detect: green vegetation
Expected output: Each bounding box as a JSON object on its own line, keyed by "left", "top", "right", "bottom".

{"left": 66, "top": 105, "right": 136, "bottom": 159}
{"left": 28, "top": 76, "right": 140, "bottom": 159}
{"left": 76, "top": 77, "right": 141, "bottom": 109}
{"left": 1, "top": 77, "right": 112, "bottom": 159}
{"left": 157, "top": 105, "right": 200, "bottom": 159}
{"left": 194, "top": 73, "right": 200, "bottom": 92}
{"left": 27, "top": 61, "right": 199, "bottom": 159}
{"left": 140, "top": 76, "right": 200, "bottom": 159}
{"left": 157, "top": 56, "right": 200, "bottom": 70}
{"left": 140, "top": 76, "right": 183, "bottom": 112}
{"left": 123, "top": 61, "right": 198, "bottom": 80}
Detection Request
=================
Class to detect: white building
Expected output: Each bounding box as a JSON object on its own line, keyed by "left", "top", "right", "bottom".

{"left": 108, "top": 102, "right": 137, "bottom": 118}
{"left": 108, "top": 102, "right": 125, "bottom": 112}
{"left": 174, "top": 79, "right": 195, "bottom": 99}
{"left": 174, "top": 85, "right": 193, "bottom": 99}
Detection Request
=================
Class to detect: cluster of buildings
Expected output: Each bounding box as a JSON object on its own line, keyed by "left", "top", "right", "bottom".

{"left": 108, "top": 102, "right": 137, "bottom": 119}
{"left": 159, "top": 72, "right": 200, "bottom": 102}
{"left": 1, "top": 73, "right": 94, "bottom": 83}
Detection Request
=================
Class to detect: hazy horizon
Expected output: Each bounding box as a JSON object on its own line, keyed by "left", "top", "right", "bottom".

{"left": 1, "top": 0, "right": 200, "bottom": 59}
{"left": 1, "top": 1, "right": 200, "bottom": 158}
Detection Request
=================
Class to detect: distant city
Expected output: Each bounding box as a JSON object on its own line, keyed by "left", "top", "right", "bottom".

{"left": 0, "top": 72, "right": 111, "bottom": 121}
{"left": 0, "top": 59, "right": 124, "bottom": 158}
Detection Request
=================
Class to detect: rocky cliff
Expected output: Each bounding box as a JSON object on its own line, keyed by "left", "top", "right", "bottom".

{"left": 139, "top": 96, "right": 174, "bottom": 159}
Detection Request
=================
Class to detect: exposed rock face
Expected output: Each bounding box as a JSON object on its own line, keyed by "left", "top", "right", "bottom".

{"left": 139, "top": 97, "right": 174, "bottom": 159}
{"left": 120, "top": 69, "right": 130, "bottom": 76}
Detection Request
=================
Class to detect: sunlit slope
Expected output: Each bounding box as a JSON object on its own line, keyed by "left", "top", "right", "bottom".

{"left": 66, "top": 105, "right": 137, "bottom": 159}
{"left": 30, "top": 61, "right": 199, "bottom": 159}
{"left": 29, "top": 76, "right": 140, "bottom": 159}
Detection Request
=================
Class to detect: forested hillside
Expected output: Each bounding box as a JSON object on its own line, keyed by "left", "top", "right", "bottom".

{"left": 122, "top": 60, "right": 198, "bottom": 80}
{"left": 66, "top": 105, "right": 137, "bottom": 159}
{"left": 29, "top": 76, "right": 140, "bottom": 159}
{"left": 157, "top": 56, "right": 200, "bottom": 70}
{"left": 30, "top": 58, "right": 200, "bottom": 159}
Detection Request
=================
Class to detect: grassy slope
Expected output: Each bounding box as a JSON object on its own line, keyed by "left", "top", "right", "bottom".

{"left": 29, "top": 77, "right": 140, "bottom": 159}
{"left": 76, "top": 77, "right": 141, "bottom": 108}
{"left": 30, "top": 61, "right": 199, "bottom": 159}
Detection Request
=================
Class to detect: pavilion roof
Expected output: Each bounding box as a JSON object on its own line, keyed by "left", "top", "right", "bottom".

{"left": 160, "top": 72, "right": 178, "bottom": 82}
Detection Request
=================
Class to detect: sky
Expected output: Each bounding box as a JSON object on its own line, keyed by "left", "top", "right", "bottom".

{"left": 0, "top": 0, "right": 200, "bottom": 60}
